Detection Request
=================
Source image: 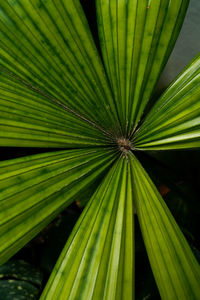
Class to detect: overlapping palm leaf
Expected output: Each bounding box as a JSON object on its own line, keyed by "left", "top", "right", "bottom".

{"left": 133, "top": 53, "right": 200, "bottom": 149}
{"left": 0, "top": 148, "right": 117, "bottom": 264}
{"left": 0, "top": 0, "right": 200, "bottom": 299}
{"left": 96, "top": 0, "right": 190, "bottom": 135}
{"left": 130, "top": 154, "right": 200, "bottom": 300}
{"left": 41, "top": 157, "right": 134, "bottom": 300}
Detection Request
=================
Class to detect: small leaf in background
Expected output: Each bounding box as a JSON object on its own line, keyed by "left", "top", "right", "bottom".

{"left": 0, "top": 260, "right": 43, "bottom": 300}
{"left": 0, "top": 280, "right": 38, "bottom": 300}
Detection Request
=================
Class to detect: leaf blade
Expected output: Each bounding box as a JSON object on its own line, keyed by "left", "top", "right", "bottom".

{"left": 0, "top": 148, "right": 117, "bottom": 264}
{"left": 96, "top": 0, "right": 189, "bottom": 134}
{"left": 133, "top": 53, "right": 200, "bottom": 150}
{"left": 0, "top": 70, "right": 111, "bottom": 147}
{"left": 0, "top": 0, "right": 120, "bottom": 134}
{"left": 130, "top": 153, "right": 200, "bottom": 300}
{"left": 40, "top": 156, "right": 134, "bottom": 300}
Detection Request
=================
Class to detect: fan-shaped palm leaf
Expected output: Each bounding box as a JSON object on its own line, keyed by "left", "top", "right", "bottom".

{"left": 0, "top": 1, "right": 200, "bottom": 299}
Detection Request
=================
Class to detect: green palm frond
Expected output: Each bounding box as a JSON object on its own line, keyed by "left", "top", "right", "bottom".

{"left": 133, "top": 53, "right": 200, "bottom": 149}
{"left": 0, "top": 148, "right": 117, "bottom": 264}
{"left": 0, "top": 1, "right": 199, "bottom": 299}
{"left": 96, "top": 0, "right": 189, "bottom": 134}
{"left": 0, "top": 70, "right": 110, "bottom": 147}
{"left": 41, "top": 157, "right": 134, "bottom": 300}
{"left": 130, "top": 153, "right": 200, "bottom": 299}
{"left": 0, "top": 0, "right": 120, "bottom": 135}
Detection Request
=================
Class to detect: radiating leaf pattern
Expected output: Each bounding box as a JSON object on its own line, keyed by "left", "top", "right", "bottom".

{"left": 0, "top": 0, "right": 121, "bottom": 134}
{"left": 0, "top": 148, "right": 117, "bottom": 264}
{"left": 0, "top": 1, "right": 199, "bottom": 300}
{"left": 40, "top": 157, "right": 134, "bottom": 300}
{"left": 96, "top": 0, "right": 189, "bottom": 134}
{"left": 133, "top": 52, "right": 200, "bottom": 149}
{"left": 0, "top": 70, "right": 112, "bottom": 147}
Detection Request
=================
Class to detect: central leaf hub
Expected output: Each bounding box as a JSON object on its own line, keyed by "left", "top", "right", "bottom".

{"left": 117, "top": 138, "right": 132, "bottom": 152}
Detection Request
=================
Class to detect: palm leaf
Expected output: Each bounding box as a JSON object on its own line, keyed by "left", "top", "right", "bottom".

{"left": 0, "top": 70, "right": 111, "bottom": 147}
{"left": 40, "top": 157, "right": 134, "bottom": 300}
{"left": 0, "top": 148, "right": 117, "bottom": 264}
{"left": 133, "top": 53, "right": 200, "bottom": 149}
{"left": 130, "top": 153, "right": 200, "bottom": 300}
{"left": 96, "top": 0, "right": 189, "bottom": 134}
{"left": 0, "top": 0, "right": 120, "bottom": 134}
{"left": 0, "top": 1, "right": 199, "bottom": 300}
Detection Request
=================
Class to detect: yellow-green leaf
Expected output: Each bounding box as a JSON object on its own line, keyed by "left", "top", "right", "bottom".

{"left": 133, "top": 53, "right": 200, "bottom": 150}
{"left": 96, "top": 0, "right": 189, "bottom": 134}
{"left": 0, "top": 148, "right": 117, "bottom": 264}
{"left": 130, "top": 153, "right": 200, "bottom": 300}
{"left": 40, "top": 156, "right": 134, "bottom": 300}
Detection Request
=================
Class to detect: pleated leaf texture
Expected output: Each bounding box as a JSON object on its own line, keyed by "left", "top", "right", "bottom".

{"left": 0, "top": 1, "right": 200, "bottom": 299}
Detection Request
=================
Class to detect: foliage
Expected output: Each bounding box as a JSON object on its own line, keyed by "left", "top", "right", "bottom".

{"left": 0, "top": 0, "right": 200, "bottom": 299}
{"left": 0, "top": 260, "right": 43, "bottom": 300}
